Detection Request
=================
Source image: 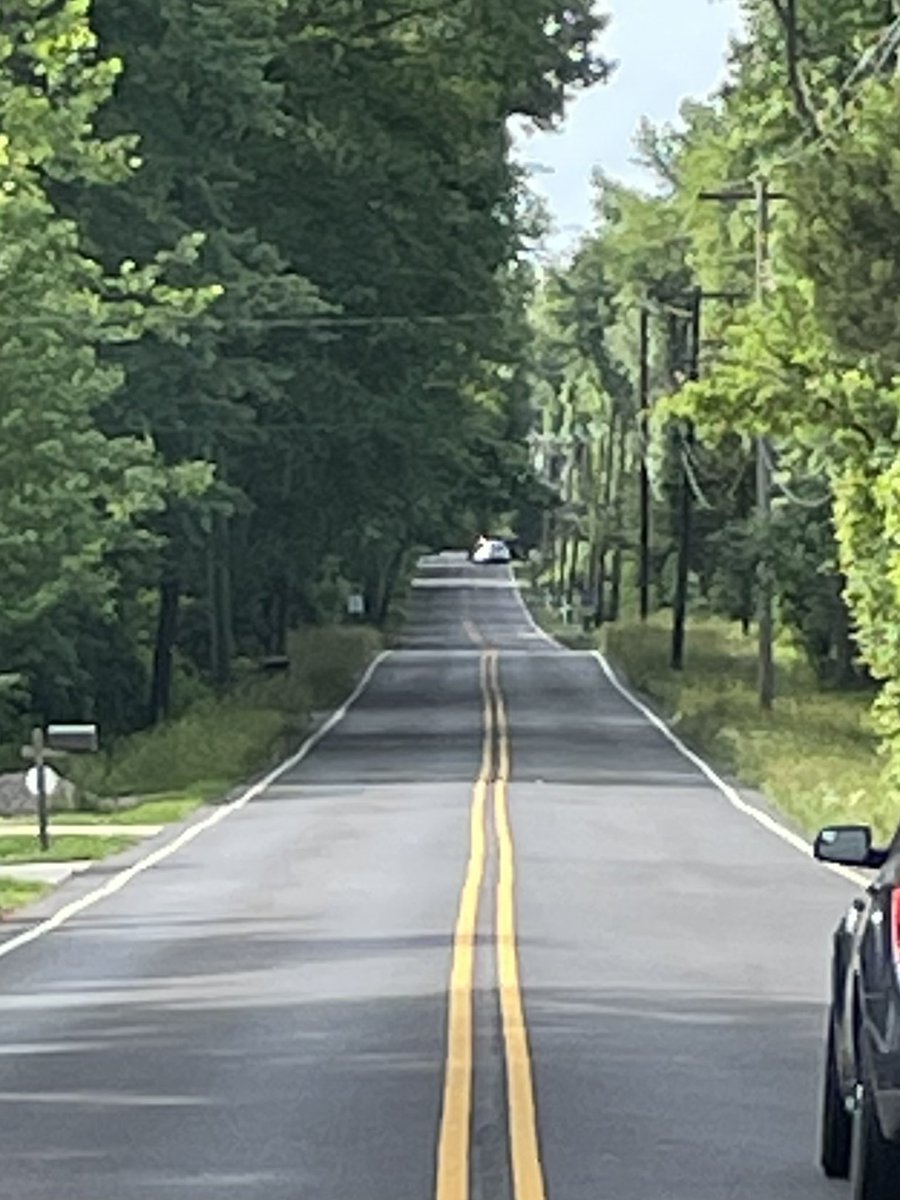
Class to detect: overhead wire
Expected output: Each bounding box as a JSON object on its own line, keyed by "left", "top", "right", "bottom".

{"left": 680, "top": 442, "right": 715, "bottom": 510}
{"left": 761, "top": 442, "right": 832, "bottom": 509}
{"left": 768, "top": 15, "right": 900, "bottom": 173}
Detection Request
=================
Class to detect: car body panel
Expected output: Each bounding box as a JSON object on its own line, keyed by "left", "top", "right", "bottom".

{"left": 822, "top": 830, "right": 900, "bottom": 1146}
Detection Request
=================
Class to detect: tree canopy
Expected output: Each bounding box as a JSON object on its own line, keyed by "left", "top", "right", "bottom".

{"left": 530, "top": 0, "right": 900, "bottom": 784}
{"left": 0, "top": 0, "right": 608, "bottom": 739}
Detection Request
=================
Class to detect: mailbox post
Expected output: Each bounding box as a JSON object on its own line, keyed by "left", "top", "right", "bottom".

{"left": 31, "top": 728, "right": 49, "bottom": 852}
{"left": 21, "top": 723, "right": 99, "bottom": 852}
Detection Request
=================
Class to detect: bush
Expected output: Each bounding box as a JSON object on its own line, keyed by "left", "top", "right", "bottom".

{"left": 604, "top": 615, "right": 888, "bottom": 839}
{"left": 72, "top": 624, "right": 383, "bottom": 800}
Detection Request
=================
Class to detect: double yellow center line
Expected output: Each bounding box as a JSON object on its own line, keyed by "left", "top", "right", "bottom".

{"left": 435, "top": 650, "right": 547, "bottom": 1200}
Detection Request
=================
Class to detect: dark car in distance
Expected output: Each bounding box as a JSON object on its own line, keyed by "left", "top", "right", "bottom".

{"left": 815, "top": 822, "right": 900, "bottom": 1199}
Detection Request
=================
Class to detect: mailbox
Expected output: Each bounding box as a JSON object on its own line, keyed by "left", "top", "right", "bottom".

{"left": 46, "top": 723, "right": 99, "bottom": 753}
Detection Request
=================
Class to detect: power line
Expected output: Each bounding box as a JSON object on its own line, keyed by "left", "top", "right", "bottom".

{"left": 679, "top": 444, "right": 715, "bottom": 510}
{"left": 262, "top": 312, "right": 493, "bottom": 329}
{"left": 771, "top": 16, "right": 900, "bottom": 171}
{"left": 761, "top": 442, "right": 831, "bottom": 509}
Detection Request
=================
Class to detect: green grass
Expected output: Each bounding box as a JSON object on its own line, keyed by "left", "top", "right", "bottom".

{"left": 0, "top": 835, "right": 136, "bottom": 863}
{"left": 45, "top": 793, "right": 207, "bottom": 825}
{"left": 605, "top": 615, "right": 886, "bottom": 839}
{"left": 532, "top": 602, "right": 890, "bottom": 842}
{"left": 71, "top": 624, "right": 383, "bottom": 802}
{"left": 0, "top": 879, "right": 50, "bottom": 911}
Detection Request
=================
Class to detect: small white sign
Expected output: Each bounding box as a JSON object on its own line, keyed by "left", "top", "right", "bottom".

{"left": 25, "top": 765, "right": 60, "bottom": 798}
{"left": 347, "top": 594, "right": 365, "bottom": 616}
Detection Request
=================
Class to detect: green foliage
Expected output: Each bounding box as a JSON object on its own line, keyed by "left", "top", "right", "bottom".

{"left": 645, "top": 14, "right": 900, "bottom": 791}
{"left": 0, "top": 1, "right": 607, "bottom": 739}
{"left": 74, "top": 624, "right": 382, "bottom": 798}
{"left": 605, "top": 615, "right": 888, "bottom": 839}
{"left": 0, "top": 879, "right": 51, "bottom": 912}
{"left": 54, "top": 795, "right": 204, "bottom": 823}
{"left": 527, "top": 0, "right": 900, "bottom": 809}
{"left": 0, "top": 835, "right": 136, "bottom": 863}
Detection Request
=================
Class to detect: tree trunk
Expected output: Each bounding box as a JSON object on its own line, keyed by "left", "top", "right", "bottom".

{"left": 267, "top": 575, "right": 289, "bottom": 656}
{"left": 557, "top": 534, "right": 569, "bottom": 607}
{"left": 149, "top": 574, "right": 180, "bottom": 726}
{"left": 566, "top": 534, "right": 581, "bottom": 609}
{"left": 207, "top": 513, "right": 233, "bottom": 690}
{"left": 543, "top": 509, "right": 556, "bottom": 588}
{"left": 609, "top": 546, "right": 623, "bottom": 623}
{"left": 595, "top": 550, "right": 608, "bottom": 626}
{"left": 375, "top": 548, "right": 404, "bottom": 626}
{"left": 831, "top": 573, "right": 856, "bottom": 686}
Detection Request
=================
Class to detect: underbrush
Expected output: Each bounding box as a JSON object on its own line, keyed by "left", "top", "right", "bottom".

{"left": 71, "top": 625, "right": 383, "bottom": 802}
{"left": 535, "top": 604, "right": 888, "bottom": 841}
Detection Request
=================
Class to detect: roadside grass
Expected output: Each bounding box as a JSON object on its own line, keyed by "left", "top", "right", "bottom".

{"left": 0, "top": 835, "right": 136, "bottom": 863}
{"left": 532, "top": 604, "right": 889, "bottom": 842}
{"left": 0, "top": 624, "right": 384, "bottom": 915}
{"left": 70, "top": 625, "right": 383, "bottom": 802}
{"left": 42, "top": 794, "right": 208, "bottom": 826}
{"left": 0, "top": 879, "right": 50, "bottom": 912}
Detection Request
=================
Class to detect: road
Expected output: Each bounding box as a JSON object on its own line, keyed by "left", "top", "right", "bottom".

{"left": 0, "top": 554, "right": 856, "bottom": 1199}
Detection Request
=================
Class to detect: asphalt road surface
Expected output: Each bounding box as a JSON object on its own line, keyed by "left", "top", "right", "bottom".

{"left": 0, "top": 554, "right": 858, "bottom": 1199}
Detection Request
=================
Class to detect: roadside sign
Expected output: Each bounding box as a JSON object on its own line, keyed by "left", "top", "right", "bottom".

{"left": 24, "top": 765, "right": 60, "bottom": 799}
{"left": 347, "top": 594, "right": 365, "bottom": 616}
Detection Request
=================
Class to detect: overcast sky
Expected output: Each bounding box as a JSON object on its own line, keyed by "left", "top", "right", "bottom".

{"left": 514, "top": 0, "right": 745, "bottom": 254}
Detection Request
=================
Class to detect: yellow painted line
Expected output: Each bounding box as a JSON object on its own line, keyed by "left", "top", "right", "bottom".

{"left": 491, "top": 654, "right": 547, "bottom": 1200}
{"left": 435, "top": 651, "right": 494, "bottom": 1200}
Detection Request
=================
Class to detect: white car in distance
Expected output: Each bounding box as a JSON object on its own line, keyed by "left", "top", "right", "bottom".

{"left": 470, "top": 537, "right": 512, "bottom": 565}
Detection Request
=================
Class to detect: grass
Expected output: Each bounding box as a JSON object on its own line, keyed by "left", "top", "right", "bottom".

{"left": 0, "top": 625, "right": 384, "bottom": 912}
{"left": 533, "top": 602, "right": 890, "bottom": 842}
{"left": 0, "top": 835, "right": 136, "bottom": 863}
{"left": 0, "top": 879, "right": 50, "bottom": 912}
{"left": 42, "top": 793, "right": 207, "bottom": 826}
{"left": 70, "top": 624, "right": 383, "bottom": 803}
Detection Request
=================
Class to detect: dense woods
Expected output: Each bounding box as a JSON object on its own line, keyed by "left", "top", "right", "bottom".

{"left": 0, "top": 0, "right": 606, "bottom": 742}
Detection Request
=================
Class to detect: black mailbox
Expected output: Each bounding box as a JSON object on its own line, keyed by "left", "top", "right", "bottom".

{"left": 46, "top": 723, "right": 99, "bottom": 753}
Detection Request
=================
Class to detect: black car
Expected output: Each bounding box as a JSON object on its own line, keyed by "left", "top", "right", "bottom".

{"left": 815, "top": 822, "right": 900, "bottom": 1198}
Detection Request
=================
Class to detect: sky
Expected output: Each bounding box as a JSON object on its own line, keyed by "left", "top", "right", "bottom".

{"left": 514, "top": 0, "right": 745, "bottom": 255}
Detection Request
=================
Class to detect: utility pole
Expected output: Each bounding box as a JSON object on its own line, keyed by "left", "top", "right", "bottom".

{"left": 593, "top": 410, "right": 618, "bottom": 627}
{"left": 754, "top": 177, "right": 776, "bottom": 710}
{"left": 638, "top": 309, "right": 651, "bottom": 622}
{"left": 699, "top": 179, "right": 786, "bottom": 709}
{"left": 670, "top": 290, "right": 701, "bottom": 671}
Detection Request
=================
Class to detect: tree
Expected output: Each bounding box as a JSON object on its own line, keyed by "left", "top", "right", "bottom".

{"left": 0, "top": 0, "right": 213, "bottom": 731}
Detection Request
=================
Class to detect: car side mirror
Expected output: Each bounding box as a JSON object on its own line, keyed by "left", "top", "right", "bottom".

{"left": 813, "top": 825, "right": 880, "bottom": 868}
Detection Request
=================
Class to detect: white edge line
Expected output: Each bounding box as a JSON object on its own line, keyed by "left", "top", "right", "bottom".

{"left": 0, "top": 650, "right": 392, "bottom": 962}
{"left": 508, "top": 569, "right": 866, "bottom": 889}
{"left": 508, "top": 567, "right": 557, "bottom": 647}
{"left": 590, "top": 651, "right": 867, "bottom": 889}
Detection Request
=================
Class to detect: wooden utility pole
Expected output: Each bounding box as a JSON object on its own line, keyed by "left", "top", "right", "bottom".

{"left": 638, "top": 309, "right": 651, "bottom": 621}
{"left": 670, "top": 290, "right": 701, "bottom": 671}
{"left": 754, "top": 177, "right": 775, "bottom": 710}
{"left": 593, "top": 409, "right": 618, "bottom": 626}
{"left": 609, "top": 411, "right": 628, "bottom": 623}
{"left": 698, "top": 180, "right": 786, "bottom": 709}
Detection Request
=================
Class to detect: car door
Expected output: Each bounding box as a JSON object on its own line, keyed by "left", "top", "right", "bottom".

{"left": 836, "top": 888, "right": 872, "bottom": 1086}
{"left": 857, "top": 849, "right": 900, "bottom": 1062}
{"left": 832, "top": 829, "right": 900, "bottom": 1083}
